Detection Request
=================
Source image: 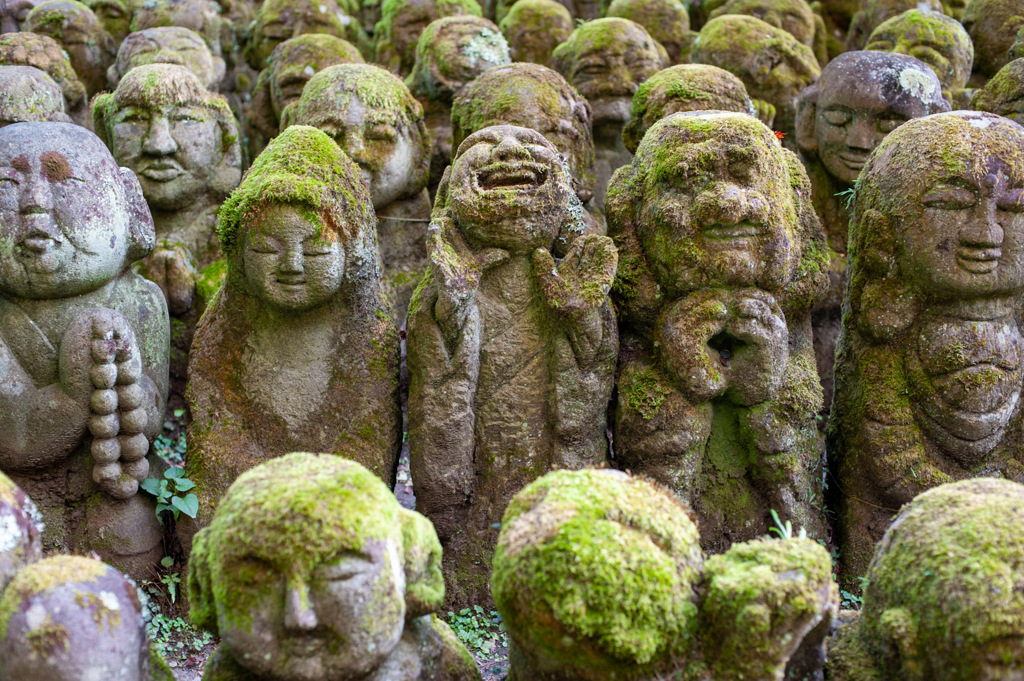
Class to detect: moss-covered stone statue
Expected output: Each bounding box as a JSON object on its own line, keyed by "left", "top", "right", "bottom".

{"left": 605, "top": 0, "right": 691, "bottom": 65}
{"left": 450, "top": 62, "right": 603, "bottom": 243}
{"left": 129, "top": 0, "right": 226, "bottom": 67}
{"left": 0, "top": 33, "right": 89, "bottom": 129}
{"left": 794, "top": 51, "right": 948, "bottom": 417}
{"left": 82, "top": 0, "right": 138, "bottom": 43}
{"left": 23, "top": 0, "right": 117, "bottom": 98}
{"left": 108, "top": 27, "right": 226, "bottom": 91}
{"left": 408, "top": 125, "right": 618, "bottom": 608}
{"left": 407, "top": 16, "right": 510, "bottom": 198}
{"left": 0, "top": 0, "right": 43, "bottom": 31}
{"left": 0, "top": 555, "right": 174, "bottom": 681}
{"left": 0, "top": 122, "right": 168, "bottom": 579}
{"left": 498, "top": 0, "right": 574, "bottom": 68}
{"left": 250, "top": 34, "right": 364, "bottom": 149}
{"left": 493, "top": 468, "right": 839, "bottom": 681}
{"left": 962, "top": 0, "right": 1024, "bottom": 80}
{"left": 0, "top": 471, "right": 43, "bottom": 592}
{"left": 188, "top": 453, "right": 481, "bottom": 681}
{"left": 94, "top": 64, "right": 242, "bottom": 330}
{"left": 621, "top": 63, "right": 754, "bottom": 154}
{"left": 183, "top": 126, "right": 400, "bottom": 553}
{"left": 373, "top": 0, "right": 483, "bottom": 77}
{"left": 608, "top": 111, "right": 830, "bottom": 551}
{"left": 845, "top": 0, "right": 943, "bottom": 50}
{"left": 244, "top": 0, "right": 369, "bottom": 71}
{"left": 283, "top": 64, "right": 432, "bottom": 316}
{"left": 709, "top": 0, "right": 829, "bottom": 66}
{"left": 826, "top": 478, "right": 1024, "bottom": 680}
{"left": 827, "top": 111, "right": 1024, "bottom": 589}
{"left": 691, "top": 15, "right": 821, "bottom": 139}
{"left": 864, "top": 9, "right": 973, "bottom": 94}
{"left": 552, "top": 18, "right": 669, "bottom": 210}
{"left": 0, "top": 66, "right": 70, "bottom": 127}
{"left": 970, "top": 57, "right": 1024, "bottom": 125}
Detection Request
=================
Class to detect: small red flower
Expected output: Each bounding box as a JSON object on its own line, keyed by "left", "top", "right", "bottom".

{"left": 775, "top": 131, "right": 787, "bottom": 139}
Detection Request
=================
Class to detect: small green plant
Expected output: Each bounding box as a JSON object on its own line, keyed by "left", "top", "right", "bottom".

{"left": 140, "top": 558, "right": 213, "bottom": 658}
{"left": 840, "top": 589, "right": 863, "bottom": 609}
{"left": 140, "top": 467, "right": 199, "bottom": 521}
{"left": 768, "top": 509, "right": 807, "bottom": 540}
{"left": 446, "top": 605, "right": 507, "bottom": 659}
{"left": 154, "top": 408, "right": 187, "bottom": 464}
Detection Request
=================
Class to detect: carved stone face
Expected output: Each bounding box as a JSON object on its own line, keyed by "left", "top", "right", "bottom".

{"left": 411, "top": 16, "right": 509, "bottom": 104}
{"left": 710, "top": 0, "right": 815, "bottom": 47}
{"left": 250, "top": 0, "right": 350, "bottom": 70}
{"left": 605, "top": 0, "right": 690, "bottom": 65}
{"left": 865, "top": 9, "right": 974, "bottom": 91}
{"left": 130, "top": 0, "right": 224, "bottom": 59}
{"left": 112, "top": 27, "right": 221, "bottom": 90}
{"left": 498, "top": 0, "right": 573, "bottom": 68}
{"left": 962, "top": 0, "right": 1024, "bottom": 77}
{"left": 387, "top": 0, "right": 445, "bottom": 73}
{"left": 24, "top": 0, "right": 116, "bottom": 97}
{"left": 0, "top": 66, "right": 66, "bottom": 127}
{"left": 635, "top": 113, "right": 796, "bottom": 293}
{"left": 241, "top": 203, "right": 345, "bottom": 313}
{"left": 84, "top": 0, "right": 134, "bottom": 43}
{"left": 812, "top": 53, "right": 945, "bottom": 185}
{"left": 553, "top": 18, "right": 667, "bottom": 127}
{"left": 449, "top": 125, "right": 574, "bottom": 253}
{"left": 266, "top": 35, "right": 363, "bottom": 120}
{"left": 0, "top": 124, "right": 137, "bottom": 300}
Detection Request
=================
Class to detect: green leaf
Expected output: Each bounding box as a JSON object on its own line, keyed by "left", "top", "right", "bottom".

{"left": 172, "top": 493, "right": 199, "bottom": 519}
{"left": 173, "top": 409, "right": 185, "bottom": 418}
{"left": 173, "top": 478, "right": 195, "bottom": 492}
{"left": 155, "top": 503, "right": 172, "bottom": 516}
{"left": 164, "top": 467, "right": 185, "bottom": 479}
{"left": 160, "top": 556, "right": 174, "bottom": 568}
{"left": 140, "top": 478, "right": 161, "bottom": 496}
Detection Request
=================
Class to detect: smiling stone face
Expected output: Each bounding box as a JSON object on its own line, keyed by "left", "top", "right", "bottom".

{"left": 865, "top": 9, "right": 974, "bottom": 91}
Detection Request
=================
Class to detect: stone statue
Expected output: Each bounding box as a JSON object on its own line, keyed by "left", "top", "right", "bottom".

{"left": 183, "top": 126, "right": 400, "bottom": 551}
{"left": 970, "top": 57, "right": 1024, "bottom": 125}
{"left": 129, "top": 0, "right": 227, "bottom": 68}
{"left": 498, "top": 0, "right": 574, "bottom": 69}
{"left": 962, "top": 0, "right": 1024, "bottom": 80}
{"left": 0, "top": 33, "right": 89, "bottom": 129}
{"left": 0, "top": 0, "right": 43, "bottom": 31}
{"left": 406, "top": 16, "right": 510, "bottom": 198}
{"left": 188, "top": 452, "right": 481, "bottom": 681}
{"left": 794, "top": 51, "right": 948, "bottom": 417}
{"left": 493, "top": 468, "right": 838, "bottom": 681}
{"left": 691, "top": 15, "right": 820, "bottom": 139}
{"left": 0, "top": 122, "right": 168, "bottom": 579}
{"left": 826, "top": 478, "right": 1024, "bottom": 680}
{"left": 244, "top": 0, "right": 369, "bottom": 71}
{"left": 283, "top": 63, "right": 432, "bottom": 316}
{"left": 23, "top": 0, "right": 117, "bottom": 98}
{"left": 608, "top": 111, "right": 830, "bottom": 551}
{"left": 845, "top": 0, "right": 943, "bottom": 50}
{"left": 373, "top": 0, "right": 483, "bottom": 77}
{"left": 605, "top": 0, "right": 691, "bottom": 65}
{"left": 709, "top": 0, "right": 828, "bottom": 66}
{"left": 83, "top": 0, "right": 137, "bottom": 43}
{"left": 0, "top": 555, "right": 174, "bottom": 681}
{"left": 621, "top": 63, "right": 754, "bottom": 154}
{"left": 450, "top": 62, "right": 603, "bottom": 244}
{"left": 0, "top": 66, "right": 71, "bottom": 127}
{"left": 408, "top": 124, "right": 618, "bottom": 608}
{"left": 108, "top": 27, "right": 226, "bottom": 91}
{"left": 865, "top": 9, "right": 973, "bottom": 93}
{"left": 0, "top": 471, "right": 43, "bottom": 592}
{"left": 552, "top": 17, "right": 669, "bottom": 210}
{"left": 827, "top": 111, "right": 1024, "bottom": 588}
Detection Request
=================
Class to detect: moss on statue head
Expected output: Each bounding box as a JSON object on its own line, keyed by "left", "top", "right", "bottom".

{"left": 551, "top": 17, "right": 669, "bottom": 77}
{"left": 406, "top": 15, "right": 510, "bottom": 103}
{"left": 375, "top": 0, "right": 483, "bottom": 52}
{"left": 268, "top": 33, "right": 364, "bottom": 75}
{"left": 970, "top": 58, "right": 1024, "bottom": 125}
{"left": 492, "top": 469, "right": 702, "bottom": 677}
{"left": 0, "top": 556, "right": 110, "bottom": 639}
{"left": 498, "top": 0, "right": 574, "bottom": 66}
{"left": 605, "top": 0, "right": 690, "bottom": 63}
{"left": 0, "top": 32, "right": 87, "bottom": 108}
{"left": 865, "top": 9, "right": 974, "bottom": 90}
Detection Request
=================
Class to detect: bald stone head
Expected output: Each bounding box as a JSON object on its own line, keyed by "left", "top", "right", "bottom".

{"left": 0, "top": 66, "right": 70, "bottom": 127}
{"left": 865, "top": 9, "right": 974, "bottom": 90}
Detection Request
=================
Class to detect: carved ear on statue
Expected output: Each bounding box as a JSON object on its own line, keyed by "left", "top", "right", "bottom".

{"left": 120, "top": 166, "right": 156, "bottom": 262}
{"left": 795, "top": 83, "right": 819, "bottom": 153}
{"left": 187, "top": 529, "right": 219, "bottom": 637}
{"left": 400, "top": 508, "right": 444, "bottom": 618}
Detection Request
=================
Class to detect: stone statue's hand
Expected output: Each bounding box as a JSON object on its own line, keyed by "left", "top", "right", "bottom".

{"left": 86, "top": 310, "right": 150, "bottom": 500}
{"left": 533, "top": 234, "right": 617, "bottom": 320}
{"left": 137, "top": 245, "right": 195, "bottom": 316}
{"left": 723, "top": 290, "right": 789, "bottom": 406}
{"left": 431, "top": 224, "right": 507, "bottom": 343}
{"left": 656, "top": 290, "right": 731, "bottom": 403}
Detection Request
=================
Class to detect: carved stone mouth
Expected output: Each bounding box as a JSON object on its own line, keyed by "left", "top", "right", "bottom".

{"left": 702, "top": 221, "right": 760, "bottom": 240}
{"left": 839, "top": 153, "right": 868, "bottom": 170}
{"left": 140, "top": 161, "right": 183, "bottom": 181}
{"left": 957, "top": 247, "right": 1001, "bottom": 274}
{"left": 476, "top": 162, "right": 546, "bottom": 190}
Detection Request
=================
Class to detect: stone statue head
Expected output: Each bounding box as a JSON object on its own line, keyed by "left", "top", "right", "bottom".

{"left": 130, "top": 0, "right": 225, "bottom": 59}
{"left": 0, "top": 0, "right": 44, "bottom": 31}
{"left": 0, "top": 33, "right": 87, "bottom": 125}
{"left": 451, "top": 62, "right": 596, "bottom": 203}
{"left": 217, "top": 126, "right": 381, "bottom": 313}
{"left": 245, "top": 0, "right": 361, "bottom": 70}
{"left": 251, "top": 33, "right": 363, "bottom": 140}
{"left": 848, "top": 111, "right": 1024, "bottom": 341}
{"left": 0, "top": 472, "right": 43, "bottom": 593}
{"left": 0, "top": 122, "right": 154, "bottom": 301}
{"left": 93, "top": 64, "right": 242, "bottom": 215}
{"left": 189, "top": 452, "right": 444, "bottom": 681}
{"left": 0, "top": 555, "right": 152, "bottom": 681}
{"left": 605, "top": 0, "right": 690, "bottom": 65}
{"left": 373, "top": 0, "right": 483, "bottom": 76}
{"left": 0, "top": 66, "right": 70, "bottom": 127}
{"left": 709, "top": 0, "right": 817, "bottom": 50}
{"left": 552, "top": 17, "right": 669, "bottom": 128}
{"left": 865, "top": 9, "right": 974, "bottom": 91}
{"left": 962, "top": 0, "right": 1024, "bottom": 77}
{"left": 497, "top": 0, "right": 574, "bottom": 68}
{"left": 855, "top": 478, "right": 1024, "bottom": 680}
{"left": 691, "top": 15, "right": 820, "bottom": 136}
{"left": 82, "top": 0, "right": 136, "bottom": 43}
{"left": 283, "top": 63, "right": 430, "bottom": 210}
{"left": 970, "top": 58, "right": 1024, "bottom": 126}
{"left": 796, "top": 51, "right": 949, "bottom": 186}
{"left": 406, "top": 16, "right": 510, "bottom": 105}
{"left": 108, "top": 27, "right": 225, "bottom": 91}
{"left": 622, "top": 64, "right": 754, "bottom": 153}
{"left": 846, "top": 0, "right": 944, "bottom": 50}
{"left": 436, "top": 124, "right": 584, "bottom": 254}
{"left": 24, "top": 0, "right": 116, "bottom": 97}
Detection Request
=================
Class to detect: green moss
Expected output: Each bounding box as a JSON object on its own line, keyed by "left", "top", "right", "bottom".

{"left": 0, "top": 32, "right": 86, "bottom": 105}
{"left": 375, "top": 0, "right": 482, "bottom": 46}
{"left": 195, "top": 258, "right": 227, "bottom": 303}
{"left": 865, "top": 9, "right": 974, "bottom": 90}
{"left": 621, "top": 365, "right": 672, "bottom": 419}
{"left": 970, "top": 58, "right": 1024, "bottom": 119}
{"left": 0, "top": 556, "right": 108, "bottom": 638}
